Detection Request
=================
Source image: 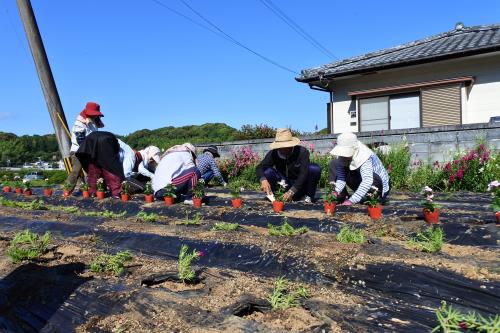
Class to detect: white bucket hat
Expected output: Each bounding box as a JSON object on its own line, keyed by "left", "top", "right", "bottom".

{"left": 269, "top": 128, "right": 300, "bottom": 149}
{"left": 330, "top": 132, "right": 358, "bottom": 157}
{"left": 330, "top": 132, "right": 373, "bottom": 170}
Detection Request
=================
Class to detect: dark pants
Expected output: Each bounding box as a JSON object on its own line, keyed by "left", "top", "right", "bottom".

{"left": 201, "top": 170, "right": 214, "bottom": 183}
{"left": 263, "top": 163, "right": 321, "bottom": 200}
{"left": 65, "top": 153, "right": 82, "bottom": 191}
{"left": 87, "top": 163, "right": 123, "bottom": 196}
{"left": 154, "top": 169, "right": 201, "bottom": 201}
{"left": 328, "top": 159, "right": 388, "bottom": 203}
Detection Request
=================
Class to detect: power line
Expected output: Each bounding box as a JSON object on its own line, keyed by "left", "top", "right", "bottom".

{"left": 151, "top": 0, "right": 298, "bottom": 74}
{"left": 258, "top": 0, "right": 336, "bottom": 60}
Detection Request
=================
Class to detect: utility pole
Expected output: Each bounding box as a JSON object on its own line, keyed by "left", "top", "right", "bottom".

{"left": 16, "top": 0, "right": 72, "bottom": 172}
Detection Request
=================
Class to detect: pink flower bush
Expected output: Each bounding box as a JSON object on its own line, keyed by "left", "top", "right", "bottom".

{"left": 442, "top": 143, "right": 497, "bottom": 192}
{"left": 218, "top": 146, "right": 261, "bottom": 180}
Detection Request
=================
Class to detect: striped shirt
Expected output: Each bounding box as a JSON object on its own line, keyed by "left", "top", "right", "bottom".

{"left": 197, "top": 152, "right": 225, "bottom": 184}
{"left": 335, "top": 153, "right": 390, "bottom": 204}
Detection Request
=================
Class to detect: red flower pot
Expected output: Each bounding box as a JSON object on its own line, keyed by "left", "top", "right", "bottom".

{"left": 82, "top": 190, "right": 90, "bottom": 199}
{"left": 368, "top": 205, "right": 382, "bottom": 219}
{"left": 144, "top": 194, "right": 154, "bottom": 203}
{"left": 273, "top": 201, "right": 284, "bottom": 213}
{"left": 121, "top": 194, "right": 130, "bottom": 202}
{"left": 2, "top": 186, "right": 11, "bottom": 193}
{"left": 496, "top": 211, "right": 500, "bottom": 225}
{"left": 164, "top": 196, "right": 174, "bottom": 206}
{"left": 231, "top": 198, "right": 242, "bottom": 208}
{"left": 96, "top": 191, "right": 105, "bottom": 200}
{"left": 324, "top": 202, "right": 336, "bottom": 215}
{"left": 43, "top": 188, "right": 53, "bottom": 196}
{"left": 15, "top": 188, "right": 23, "bottom": 194}
{"left": 193, "top": 197, "right": 202, "bottom": 208}
{"left": 24, "top": 189, "right": 32, "bottom": 196}
{"left": 423, "top": 208, "right": 440, "bottom": 224}
{"left": 63, "top": 190, "right": 71, "bottom": 197}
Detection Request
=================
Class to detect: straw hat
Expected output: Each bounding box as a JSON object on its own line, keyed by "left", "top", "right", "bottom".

{"left": 269, "top": 128, "right": 300, "bottom": 149}
{"left": 330, "top": 132, "right": 358, "bottom": 157}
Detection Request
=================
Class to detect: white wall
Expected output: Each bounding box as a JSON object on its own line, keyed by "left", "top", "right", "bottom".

{"left": 328, "top": 52, "right": 500, "bottom": 133}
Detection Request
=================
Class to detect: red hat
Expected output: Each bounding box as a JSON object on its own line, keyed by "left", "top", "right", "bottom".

{"left": 82, "top": 102, "right": 104, "bottom": 117}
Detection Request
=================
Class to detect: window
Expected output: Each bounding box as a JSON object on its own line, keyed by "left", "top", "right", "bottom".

{"left": 389, "top": 93, "right": 420, "bottom": 129}
{"left": 359, "top": 93, "right": 420, "bottom": 131}
{"left": 359, "top": 96, "right": 389, "bottom": 132}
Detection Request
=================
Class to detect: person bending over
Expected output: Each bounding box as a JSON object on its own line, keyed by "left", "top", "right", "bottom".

{"left": 328, "top": 132, "right": 390, "bottom": 206}
{"left": 256, "top": 128, "right": 320, "bottom": 203}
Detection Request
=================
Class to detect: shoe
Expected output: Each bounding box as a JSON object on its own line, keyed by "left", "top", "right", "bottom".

{"left": 304, "top": 195, "right": 312, "bottom": 203}
{"left": 183, "top": 199, "right": 193, "bottom": 205}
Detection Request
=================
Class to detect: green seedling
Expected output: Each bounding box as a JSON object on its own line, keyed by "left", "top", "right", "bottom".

{"left": 268, "top": 217, "right": 308, "bottom": 237}
{"left": 336, "top": 225, "right": 365, "bottom": 244}
{"left": 178, "top": 244, "right": 204, "bottom": 282}
{"left": 7, "top": 230, "right": 51, "bottom": 263}
{"left": 268, "top": 277, "right": 309, "bottom": 310}
{"left": 180, "top": 211, "right": 203, "bottom": 225}
{"left": 212, "top": 222, "right": 240, "bottom": 231}
{"left": 49, "top": 205, "right": 80, "bottom": 214}
{"left": 432, "top": 301, "right": 500, "bottom": 333}
{"left": 408, "top": 226, "right": 444, "bottom": 253}
{"left": 136, "top": 211, "right": 159, "bottom": 223}
{"left": 90, "top": 250, "right": 133, "bottom": 276}
{"left": 0, "top": 197, "right": 47, "bottom": 211}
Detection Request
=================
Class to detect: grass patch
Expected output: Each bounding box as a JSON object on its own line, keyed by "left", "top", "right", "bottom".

{"left": 336, "top": 225, "right": 365, "bottom": 244}
{"left": 84, "top": 210, "right": 127, "bottom": 219}
{"left": 7, "top": 230, "right": 51, "bottom": 263}
{"left": 408, "top": 226, "right": 444, "bottom": 253}
{"left": 268, "top": 217, "right": 308, "bottom": 237}
{"left": 211, "top": 222, "right": 240, "bottom": 231}
{"left": 0, "top": 197, "right": 47, "bottom": 210}
{"left": 268, "top": 277, "right": 309, "bottom": 310}
{"left": 48, "top": 205, "right": 80, "bottom": 214}
{"left": 432, "top": 301, "right": 500, "bottom": 332}
{"left": 180, "top": 212, "right": 203, "bottom": 226}
{"left": 90, "top": 251, "right": 133, "bottom": 276}
{"left": 136, "top": 211, "right": 160, "bottom": 223}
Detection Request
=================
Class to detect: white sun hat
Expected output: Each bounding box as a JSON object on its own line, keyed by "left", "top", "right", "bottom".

{"left": 330, "top": 132, "right": 358, "bottom": 157}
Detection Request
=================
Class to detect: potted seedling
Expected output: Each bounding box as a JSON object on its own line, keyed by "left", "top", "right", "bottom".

{"left": 163, "top": 183, "right": 177, "bottom": 206}
{"left": 421, "top": 186, "right": 441, "bottom": 224}
{"left": 23, "top": 180, "right": 32, "bottom": 196}
{"left": 272, "top": 180, "right": 287, "bottom": 213}
{"left": 2, "top": 177, "right": 11, "bottom": 193}
{"left": 63, "top": 182, "right": 72, "bottom": 197}
{"left": 323, "top": 183, "right": 337, "bottom": 215}
{"left": 144, "top": 181, "right": 154, "bottom": 203}
{"left": 229, "top": 183, "right": 243, "bottom": 208}
{"left": 487, "top": 181, "right": 500, "bottom": 225}
{"left": 366, "top": 186, "right": 382, "bottom": 220}
{"left": 43, "top": 178, "right": 53, "bottom": 196}
{"left": 120, "top": 181, "right": 130, "bottom": 202}
{"left": 81, "top": 182, "right": 90, "bottom": 199}
{"left": 192, "top": 179, "right": 205, "bottom": 208}
{"left": 13, "top": 177, "right": 22, "bottom": 194}
{"left": 96, "top": 178, "right": 106, "bottom": 200}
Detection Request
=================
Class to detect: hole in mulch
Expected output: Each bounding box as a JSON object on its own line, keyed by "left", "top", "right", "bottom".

{"left": 141, "top": 270, "right": 204, "bottom": 287}
{"left": 221, "top": 295, "right": 272, "bottom": 317}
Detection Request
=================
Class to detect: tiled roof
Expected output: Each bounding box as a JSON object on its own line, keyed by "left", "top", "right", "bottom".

{"left": 297, "top": 23, "right": 500, "bottom": 83}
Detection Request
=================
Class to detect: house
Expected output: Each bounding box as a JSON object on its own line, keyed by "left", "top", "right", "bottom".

{"left": 296, "top": 23, "right": 500, "bottom": 134}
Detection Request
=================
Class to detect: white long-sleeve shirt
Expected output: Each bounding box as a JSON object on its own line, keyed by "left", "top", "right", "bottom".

{"left": 118, "top": 139, "right": 136, "bottom": 178}
{"left": 137, "top": 150, "right": 155, "bottom": 179}
{"left": 70, "top": 116, "right": 98, "bottom": 153}
{"left": 152, "top": 151, "right": 196, "bottom": 194}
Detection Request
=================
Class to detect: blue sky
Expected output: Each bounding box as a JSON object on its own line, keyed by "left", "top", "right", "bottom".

{"left": 1, "top": 0, "right": 498, "bottom": 136}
